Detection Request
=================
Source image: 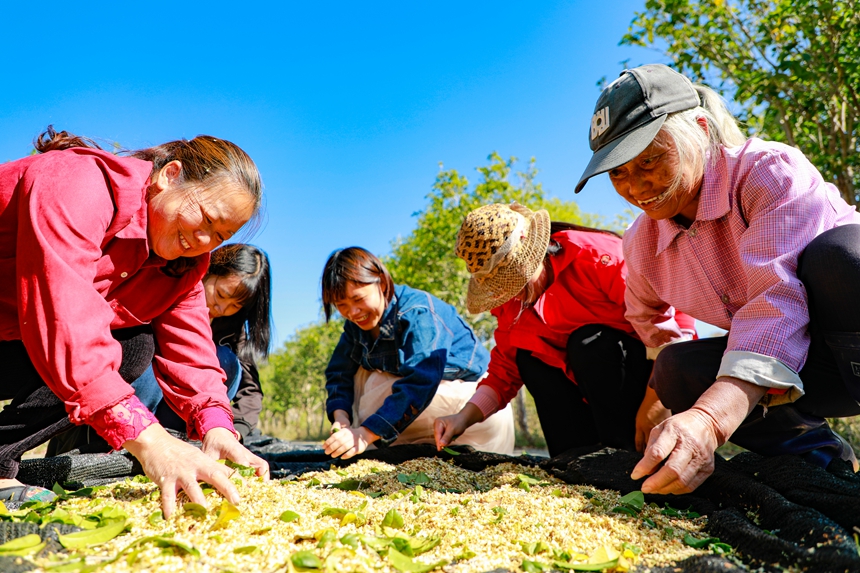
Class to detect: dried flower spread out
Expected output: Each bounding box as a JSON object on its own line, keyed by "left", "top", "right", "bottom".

{"left": 10, "top": 458, "right": 715, "bottom": 572}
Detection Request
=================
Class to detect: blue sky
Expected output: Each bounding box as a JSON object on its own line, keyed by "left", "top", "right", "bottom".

{"left": 2, "top": 1, "right": 722, "bottom": 346}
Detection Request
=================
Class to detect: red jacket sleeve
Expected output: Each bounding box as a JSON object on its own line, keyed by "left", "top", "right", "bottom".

{"left": 16, "top": 153, "right": 134, "bottom": 427}
{"left": 477, "top": 309, "right": 525, "bottom": 408}
{"left": 151, "top": 280, "right": 234, "bottom": 440}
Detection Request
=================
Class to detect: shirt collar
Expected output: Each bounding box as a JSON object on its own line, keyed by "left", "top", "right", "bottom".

{"left": 354, "top": 290, "right": 399, "bottom": 344}
{"left": 654, "top": 148, "right": 730, "bottom": 255}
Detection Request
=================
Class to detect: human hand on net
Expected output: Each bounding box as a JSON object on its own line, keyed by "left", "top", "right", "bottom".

{"left": 324, "top": 426, "right": 377, "bottom": 459}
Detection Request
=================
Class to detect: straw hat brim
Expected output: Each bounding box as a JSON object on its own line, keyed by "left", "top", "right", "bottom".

{"left": 464, "top": 208, "right": 551, "bottom": 314}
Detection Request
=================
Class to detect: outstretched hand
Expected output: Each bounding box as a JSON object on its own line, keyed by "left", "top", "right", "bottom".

{"left": 434, "top": 403, "right": 483, "bottom": 451}
{"left": 324, "top": 424, "right": 377, "bottom": 459}
{"left": 631, "top": 376, "right": 766, "bottom": 494}
{"left": 124, "top": 424, "right": 269, "bottom": 518}
{"left": 630, "top": 408, "right": 720, "bottom": 494}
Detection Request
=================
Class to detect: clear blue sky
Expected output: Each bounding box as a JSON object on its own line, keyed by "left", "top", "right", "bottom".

{"left": 1, "top": 1, "right": 722, "bottom": 346}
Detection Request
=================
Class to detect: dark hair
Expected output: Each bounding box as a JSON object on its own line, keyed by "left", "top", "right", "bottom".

{"left": 207, "top": 244, "right": 272, "bottom": 362}
{"left": 33, "top": 126, "right": 263, "bottom": 277}
{"left": 518, "top": 221, "right": 622, "bottom": 306}
{"left": 321, "top": 247, "right": 395, "bottom": 322}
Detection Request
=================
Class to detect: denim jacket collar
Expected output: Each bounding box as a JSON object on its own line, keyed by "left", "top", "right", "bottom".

{"left": 353, "top": 291, "right": 399, "bottom": 347}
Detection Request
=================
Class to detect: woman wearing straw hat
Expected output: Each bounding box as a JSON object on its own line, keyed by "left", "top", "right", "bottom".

{"left": 434, "top": 203, "right": 695, "bottom": 457}
{"left": 321, "top": 246, "right": 514, "bottom": 459}
{"left": 575, "top": 63, "right": 860, "bottom": 495}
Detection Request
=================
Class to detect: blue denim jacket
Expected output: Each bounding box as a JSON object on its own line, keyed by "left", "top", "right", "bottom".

{"left": 325, "top": 284, "right": 489, "bottom": 445}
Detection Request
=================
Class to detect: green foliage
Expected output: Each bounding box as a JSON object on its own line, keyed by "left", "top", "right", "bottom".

{"left": 622, "top": 0, "right": 860, "bottom": 204}
{"left": 385, "top": 152, "right": 609, "bottom": 341}
{"left": 260, "top": 318, "right": 345, "bottom": 439}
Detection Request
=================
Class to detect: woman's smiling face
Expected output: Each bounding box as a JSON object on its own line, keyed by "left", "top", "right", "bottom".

{"left": 334, "top": 281, "right": 387, "bottom": 337}
{"left": 607, "top": 130, "right": 702, "bottom": 224}
{"left": 146, "top": 161, "right": 255, "bottom": 260}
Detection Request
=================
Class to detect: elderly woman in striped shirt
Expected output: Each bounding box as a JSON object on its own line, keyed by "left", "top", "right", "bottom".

{"left": 576, "top": 64, "right": 860, "bottom": 495}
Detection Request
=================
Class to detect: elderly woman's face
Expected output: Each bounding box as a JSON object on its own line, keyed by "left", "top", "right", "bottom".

{"left": 147, "top": 161, "right": 255, "bottom": 260}
{"left": 607, "top": 130, "right": 701, "bottom": 224}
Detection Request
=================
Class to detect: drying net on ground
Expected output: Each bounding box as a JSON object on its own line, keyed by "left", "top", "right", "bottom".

{"left": 7, "top": 432, "right": 860, "bottom": 572}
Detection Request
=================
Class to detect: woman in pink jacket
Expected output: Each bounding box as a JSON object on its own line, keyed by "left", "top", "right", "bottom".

{"left": 0, "top": 127, "right": 268, "bottom": 514}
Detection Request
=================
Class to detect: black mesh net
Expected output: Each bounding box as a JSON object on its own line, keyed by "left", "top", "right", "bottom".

{"left": 12, "top": 435, "right": 860, "bottom": 572}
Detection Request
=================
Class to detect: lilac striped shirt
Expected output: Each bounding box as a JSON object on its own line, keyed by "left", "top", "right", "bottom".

{"left": 624, "top": 138, "right": 860, "bottom": 402}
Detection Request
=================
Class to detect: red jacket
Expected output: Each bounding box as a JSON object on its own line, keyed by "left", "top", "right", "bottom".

{"left": 0, "top": 148, "right": 233, "bottom": 441}
{"left": 478, "top": 230, "right": 696, "bottom": 408}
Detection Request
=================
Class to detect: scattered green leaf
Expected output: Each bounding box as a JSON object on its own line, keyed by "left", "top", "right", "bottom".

{"left": 292, "top": 549, "right": 323, "bottom": 569}
{"left": 388, "top": 546, "right": 448, "bottom": 572}
{"left": 382, "top": 509, "right": 404, "bottom": 529}
{"left": 233, "top": 545, "right": 258, "bottom": 554}
{"left": 280, "top": 510, "right": 300, "bottom": 522}
{"left": 183, "top": 503, "right": 207, "bottom": 519}
{"left": 58, "top": 519, "right": 127, "bottom": 549}
{"left": 442, "top": 447, "right": 460, "bottom": 456}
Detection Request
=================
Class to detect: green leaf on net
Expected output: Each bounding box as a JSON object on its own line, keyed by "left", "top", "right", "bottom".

{"left": 521, "top": 559, "right": 550, "bottom": 572}
{"left": 552, "top": 558, "right": 620, "bottom": 571}
{"left": 618, "top": 491, "right": 645, "bottom": 512}
{"left": 683, "top": 534, "right": 722, "bottom": 549}
{"left": 233, "top": 545, "right": 258, "bottom": 554}
{"left": 306, "top": 478, "right": 321, "bottom": 488}
{"left": 388, "top": 547, "right": 448, "bottom": 572}
{"left": 224, "top": 459, "right": 256, "bottom": 477}
{"left": 442, "top": 447, "right": 460, "bottom": 456}
{"left": 382, "top": 508, "right": 405, "bottom": 529}
{"left": 518, "top": 541, "right": 549, "bottom": 555}
{"left": 454, "top": 546, "right": 476, "bottom": 560}
{"left": 0, "top": 533, "right": 43, "bottom": 553}
{"left": 340, "top": 533, "right": 361, "bottom": 549}
{"left": 611, "top": 506, "right": 639, "bottom": 517}
{"left": 330, "top": 479, "right": 363, "bottom": 491}
{"left": 319, "top": 507, "right": 349, "bottom": 519}
{"left": 182, "top": 503, "right": 207, "bottom": 519}
{"left": 291, "top": 549, "right": 323, "bottom": 569}
{"left": 280, "top": 510, "right": 300, "bottom": 522}
{"left": 58, "top": 519, "right": 127, "bottom": 549}
{"left": 211, "top": 500, "right": 241, "bottom": 530}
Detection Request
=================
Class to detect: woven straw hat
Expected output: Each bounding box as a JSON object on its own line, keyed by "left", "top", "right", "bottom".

{"left": 455, "top": 203, "right": 551, "bottom": 314}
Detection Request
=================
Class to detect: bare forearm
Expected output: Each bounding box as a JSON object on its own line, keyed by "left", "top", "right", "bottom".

{"left": 689, "top": 376, "right": 768, "bottom": 446}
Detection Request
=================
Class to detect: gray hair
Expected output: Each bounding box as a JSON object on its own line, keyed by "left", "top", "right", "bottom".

{"left": 659, "top": 84, "right": 747, "bottom": 199}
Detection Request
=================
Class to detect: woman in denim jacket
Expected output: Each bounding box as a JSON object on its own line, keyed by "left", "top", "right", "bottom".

{"left": 321, "top": 247, "right": 514, "bottom": 459}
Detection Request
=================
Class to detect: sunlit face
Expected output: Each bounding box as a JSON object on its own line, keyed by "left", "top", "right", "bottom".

{"left": 204, "top": 274, "right": 245, "bottom": 321}
{"left": 146, "top": 161, "right": 255, "bottom": 260}
{"left": 334, "top": 281, "right": 387, "bottom": 337}
{"left": 607, "top": 130, "right": 702, "bottom": 224}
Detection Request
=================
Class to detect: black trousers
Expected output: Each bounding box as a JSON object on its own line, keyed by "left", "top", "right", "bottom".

{"left": 652, "top": 225, "right": 860, "bottom": 463}
{"left": 0, "top": 326, "right": 154, "bottom": 479}
{"left": 516, "top": 324, "right": 652, "bottom": 457}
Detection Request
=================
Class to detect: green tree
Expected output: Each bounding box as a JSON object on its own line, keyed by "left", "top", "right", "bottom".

{"left": 622, "top": 0, "right": 860, "bottom": 204}
{"left": 260, "top": 318, "right": 344, "bottom": 439}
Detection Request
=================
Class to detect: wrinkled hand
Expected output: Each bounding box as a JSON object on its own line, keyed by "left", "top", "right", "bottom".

{"left": 324, "top": 426, "right": 376, "bottom": 459}
{"left": 201, "top": 427, "right": 270, "bottom": 478}
{"left": 630, "top": 408, "right": 720, "bottom": 495}
{"left": 635, "top": 386, "right": 672, "bottom": 453}
{"left": 124, "top": 424, "right": 254, "bottom": 518}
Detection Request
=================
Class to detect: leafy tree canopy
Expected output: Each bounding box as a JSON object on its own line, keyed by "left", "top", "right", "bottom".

{"left": 622, "top": 0, "right": 860, "bottom": 204}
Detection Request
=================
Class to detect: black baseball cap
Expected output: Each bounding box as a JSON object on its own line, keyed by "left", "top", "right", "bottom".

{"left": 575, "top": 64, "right": 700, "bottom": 193}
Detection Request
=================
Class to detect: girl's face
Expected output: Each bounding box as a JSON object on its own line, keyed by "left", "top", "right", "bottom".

{"left": 204, "top": 274, "right": 245, "bottom": 321}
{"left": 607, "top": 130, "right": 702, "bottom": 225}
{"left": 335, "top": 281, "right": 387, "bottom": 337}
{"left": 147, "top": 161, "right": 255, "bottom": 260}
